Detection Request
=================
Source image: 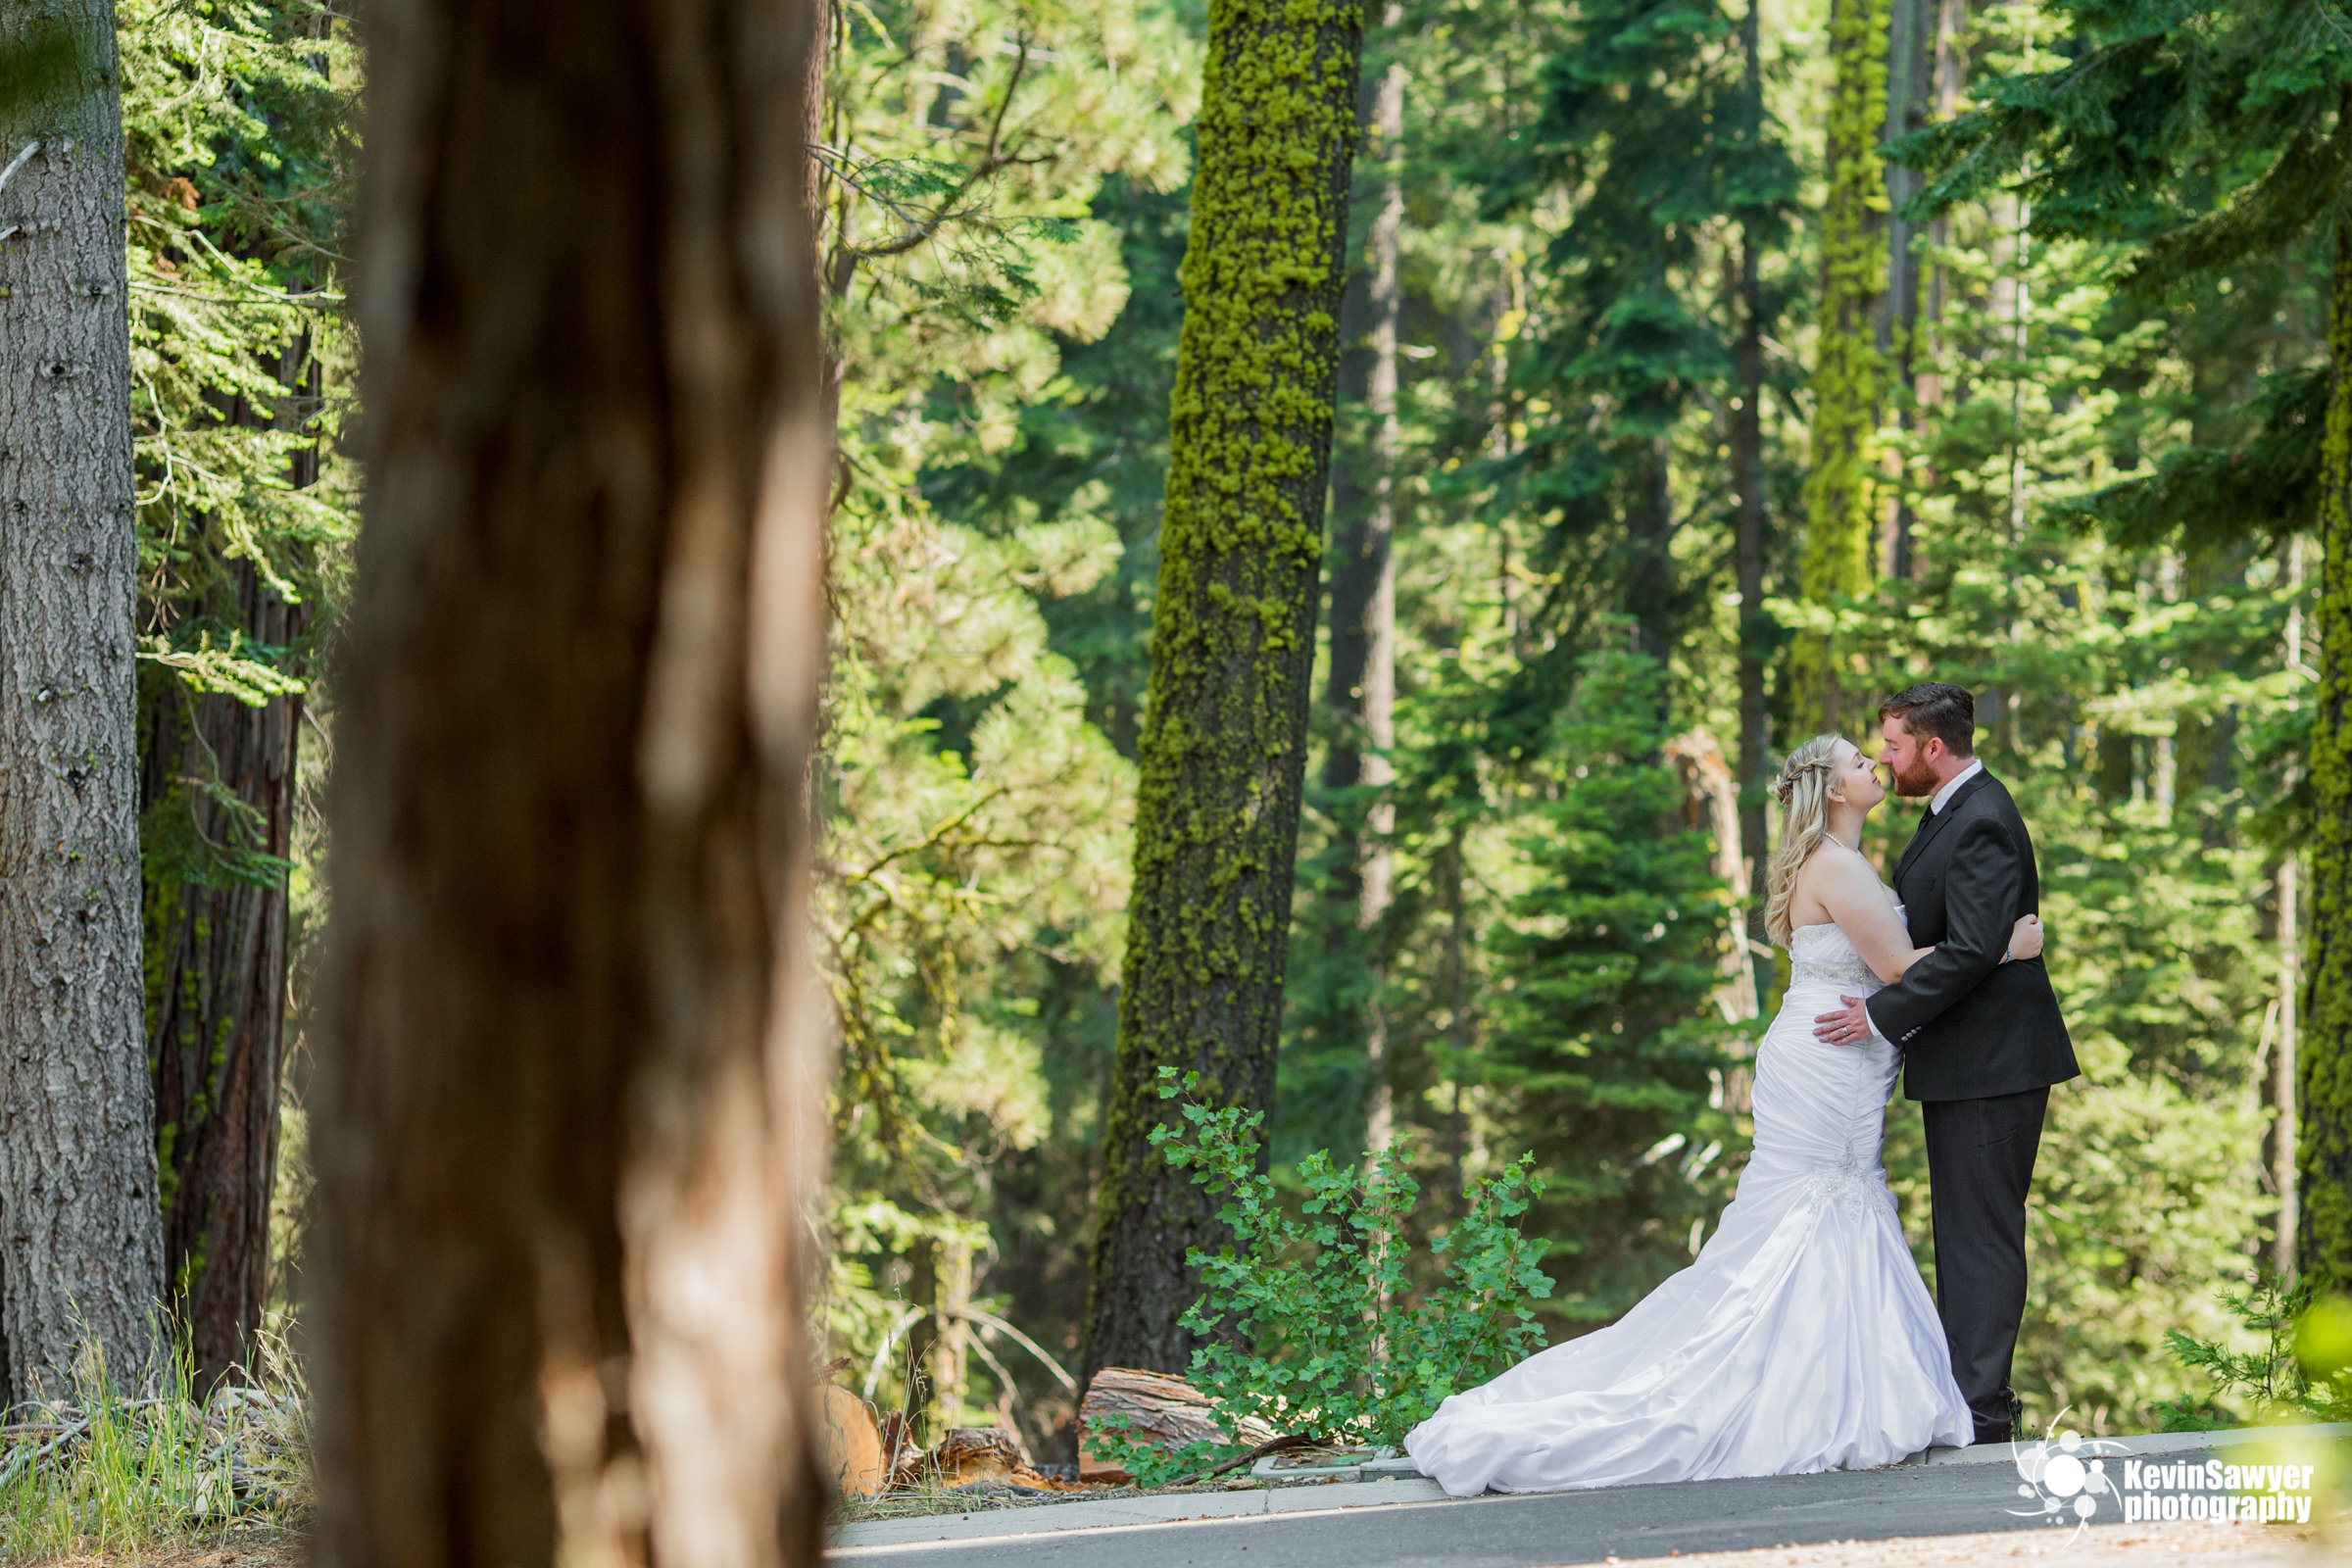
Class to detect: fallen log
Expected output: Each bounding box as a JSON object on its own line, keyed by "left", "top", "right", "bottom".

{"left": 1075, "top": 1367, "right": 1277, "bottom": 1482}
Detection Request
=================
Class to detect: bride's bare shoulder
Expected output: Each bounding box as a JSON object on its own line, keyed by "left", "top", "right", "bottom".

{"left": 1796, "top": 839, "right": 1885, "bottom": 905}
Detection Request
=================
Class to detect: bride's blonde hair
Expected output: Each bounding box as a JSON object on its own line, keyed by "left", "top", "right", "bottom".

{"left": 1762, "top": 734, "right": 1846, "bottom": 948}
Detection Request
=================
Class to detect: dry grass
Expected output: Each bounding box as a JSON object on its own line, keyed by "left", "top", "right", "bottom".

{"left": 0, "top": 1334, "right": 308, "bottom": 1564}
{"left": 18, "top": 1530, "right": 303, "bottom": 1568}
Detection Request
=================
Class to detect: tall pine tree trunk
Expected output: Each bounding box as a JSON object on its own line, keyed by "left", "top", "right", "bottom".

{"left": 141, "top": 563, "right": 305, "bottom": 1390}
{"left": 311, "top": 3, "right": 831, "bottom": 1568}
{"left": 0, "top": 3, "right": 165, "bottom": 1402}
{"left": 1323, "top": 10, "right": 1402, "bottom": 1155}
{"left": 1085, "top": 0, "right": 1363, "bottom": 1381}
{"left": 1878, "top": 0, "right": 1936, "bottom": 580}
{"left": 1794, "top": 0, "right": 1890, "bottom": 733}
{"left": 2303, "top": 229, "right": 2352, "bottom": 1298}
{"left": 1732, "top": 0, "right": 1772, "bottom": 1018}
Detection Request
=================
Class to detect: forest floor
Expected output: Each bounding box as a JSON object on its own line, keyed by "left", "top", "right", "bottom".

{"left": 20, "top": 1530, "right": 299, "bottom": 1568}
{"left": 837, "top": 1473, "right": 1262, "bottom": 1524}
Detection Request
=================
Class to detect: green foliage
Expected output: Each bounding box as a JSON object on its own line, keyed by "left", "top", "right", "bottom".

{"left": 1807, "top": 23, "right": 2306, "bottom": 1418}
{"left": 2157, "top": 1280, "right": 2352, "bottom": 1430}
{"left": 123, "top": 0, "right": 355, "bottom": 696}
{"left": 812, "top": 0, "right": 1193, "bottom": 1436}
{"left": 1483, "top": 0, "right": 1799, "bottom": 661}
{"left": 1086, "top": 1068, "right": 1550, "bottom": 1477}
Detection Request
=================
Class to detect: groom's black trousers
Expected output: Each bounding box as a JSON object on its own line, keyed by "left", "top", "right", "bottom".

{"left": 1922, "top": 1085, "right": 2048, "bottom": 1439}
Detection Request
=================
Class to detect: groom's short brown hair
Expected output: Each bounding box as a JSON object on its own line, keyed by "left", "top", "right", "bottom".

{"left": 1879, "top": 683, "right": 1976, "bottom": 758}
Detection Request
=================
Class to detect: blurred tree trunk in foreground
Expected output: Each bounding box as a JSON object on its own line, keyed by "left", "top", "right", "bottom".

{"left": 311, "top": 2, "right": 832, "bottom": 1566}
{"left": 0, "top": 2, "right": 165, "bottom": 1404}
{"left": 1085, "top": 0, "right": 1364, "bottom": 1381}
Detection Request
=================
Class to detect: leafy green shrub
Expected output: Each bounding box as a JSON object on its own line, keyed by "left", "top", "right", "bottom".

{"left": 1088, "top": 1069, "right": 1552, "bottom": 1484}
{"left": 2157, "top": 1278, "right": 2352, "bottom": 1431}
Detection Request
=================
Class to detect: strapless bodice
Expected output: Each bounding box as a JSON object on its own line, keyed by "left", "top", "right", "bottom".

{"left": 1786, "top": 907, "right": 1901, "bottom": 992}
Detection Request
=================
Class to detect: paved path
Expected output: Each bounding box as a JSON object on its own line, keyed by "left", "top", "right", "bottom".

{"left": 829, "top": 1432, "right": 2342, "bottom": 1568}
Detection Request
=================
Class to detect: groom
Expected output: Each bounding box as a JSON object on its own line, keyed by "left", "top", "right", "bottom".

{"left": 1812, "top": 682, "right": 2079, "bottom": 1446}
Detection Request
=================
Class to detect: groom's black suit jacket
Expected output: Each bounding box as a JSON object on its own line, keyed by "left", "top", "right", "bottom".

{"left": 1872, "top": 768, "right": 2079, "bottom": 1102}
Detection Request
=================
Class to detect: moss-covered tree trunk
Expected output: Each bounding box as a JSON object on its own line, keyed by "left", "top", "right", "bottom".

{"left": 1084, "top": 0, "right": 1364, "bottom": 1381}
{"left": 1794, "top": 0, "right": 1890, "bottom": 732}
{"left": 2303, "top": 229, "right": 2352, "bottom": 1298}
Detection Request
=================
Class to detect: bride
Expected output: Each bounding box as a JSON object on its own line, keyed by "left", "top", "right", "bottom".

{"left": 1404, "top": 734, "right": 2042, "bottom": 1495}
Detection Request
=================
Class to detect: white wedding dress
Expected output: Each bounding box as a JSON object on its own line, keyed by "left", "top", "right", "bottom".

{"left": 1404, "top": 909, "right": 1973, "bottom": 1495}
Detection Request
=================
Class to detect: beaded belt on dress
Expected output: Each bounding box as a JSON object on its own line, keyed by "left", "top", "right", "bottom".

{"left": 1789, "top": 956, "right": 1876, "bottom": 988}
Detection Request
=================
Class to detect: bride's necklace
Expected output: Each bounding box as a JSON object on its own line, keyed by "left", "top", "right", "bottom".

{"left": 1826, "top": 826, "right": 1862, "bottom": 853}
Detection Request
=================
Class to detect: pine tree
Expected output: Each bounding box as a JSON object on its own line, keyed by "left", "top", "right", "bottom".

{"left": 1486, "top": 647, "right": 1735, "bottom": 1319}
{"left": 1494, "top": 0, "right": 1796, "bottom": 675}
{"left": 1085, "top": 0, "right": 1365, "bottom": 1380}
{"left": 1794, "top": 0, "right": 1892, "bottom": 732}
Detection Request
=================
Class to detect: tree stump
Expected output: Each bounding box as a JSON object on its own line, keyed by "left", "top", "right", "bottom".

{"left": 817, "top": 1387, "right": 885, "bottom": 1498}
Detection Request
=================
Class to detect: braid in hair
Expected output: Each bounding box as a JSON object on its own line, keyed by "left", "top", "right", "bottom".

{"left": 1763, "top": 735, "right": 1846, "bottom": 947}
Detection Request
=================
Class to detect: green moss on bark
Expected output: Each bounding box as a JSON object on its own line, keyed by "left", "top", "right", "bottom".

{"left": 2304, "top": 231, "right": 2352, "bottom": 1298}
{"left": 1794, "top": 0, "right": 1889, "bottom": 731}
{"left": 1083, "top": 0, "right": 1365, "bottom": 1379}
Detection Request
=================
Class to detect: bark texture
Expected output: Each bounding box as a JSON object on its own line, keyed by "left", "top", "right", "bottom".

{"left": 311, "top": 4, "right": 832, "bottom": 1568}
{"left": 0, "top": 3, "right": 165, "bottom": 1403}
{"left": 1085, "top": 0, "right": 1364, "bottom": 1381}
{"left": 140, "top": 561, "right": 304, "bottom": 1391}
{"left": 2303, "top": 231, "right": 2352, "bottom": 1298}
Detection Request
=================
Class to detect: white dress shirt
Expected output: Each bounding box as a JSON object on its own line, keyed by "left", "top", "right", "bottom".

{"left": 1861, "top": 760, "right": 1984, "bottom": 1044}
{"left": 1930, "top": 758, "right": 1984, "bottom": 815}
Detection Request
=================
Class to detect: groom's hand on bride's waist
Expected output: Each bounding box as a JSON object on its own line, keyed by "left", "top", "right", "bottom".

{"left": 1814, "top": 994, "right": 1883, "bottom": 1048}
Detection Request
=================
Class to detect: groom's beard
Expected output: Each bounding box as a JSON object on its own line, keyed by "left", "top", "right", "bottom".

{"left": 1889, "top": 756, "right": 1941, "bottom": 798}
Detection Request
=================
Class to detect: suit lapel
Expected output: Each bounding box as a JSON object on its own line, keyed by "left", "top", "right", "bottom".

{"left": 1894, "top": 767, "right": 1994, "bottom": 887}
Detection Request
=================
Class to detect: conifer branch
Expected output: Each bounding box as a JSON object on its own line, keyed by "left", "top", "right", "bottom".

{"left": 2129, "top": 87, "right": 2352, "bottom": 290}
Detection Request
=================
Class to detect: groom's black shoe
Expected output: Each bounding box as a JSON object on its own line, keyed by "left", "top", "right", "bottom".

{"left": 1973, "top": 1388, "right": 2025, "bottom": 1446}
